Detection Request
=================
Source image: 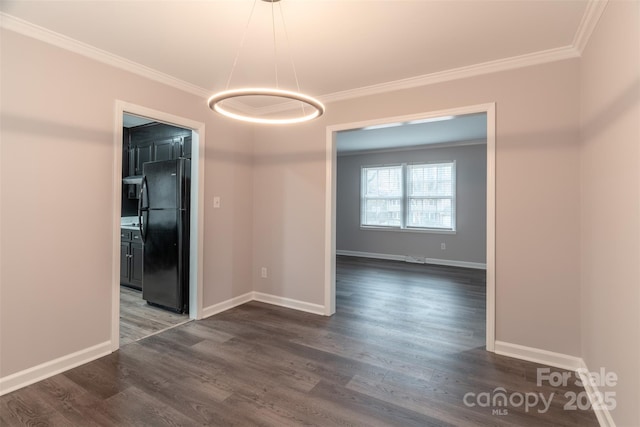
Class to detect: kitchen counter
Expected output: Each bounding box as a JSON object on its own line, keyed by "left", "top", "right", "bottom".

{"left": 121, "top": 216, "right": 141, "bottom": 231}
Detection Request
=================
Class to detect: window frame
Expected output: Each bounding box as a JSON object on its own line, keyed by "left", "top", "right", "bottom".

{"left": 360, "top": 164, "right": 404, "bottom": 229}
{"left": 360, "top": 161, "right": 457, "bottom": 234}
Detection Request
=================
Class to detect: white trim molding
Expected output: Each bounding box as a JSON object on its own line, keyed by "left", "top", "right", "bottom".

{"left": 495, "top": 342, "right": 616, "bottom": 426}
{"left": 577, "top": 359, "right": 616, "bottom": 427}
{"left": 241, "top": 46, "right": 579, "bottom": 116}
{"left": 573, "top": 0, "right": 609, "bottom": 54}
{"left": 203, "top": 291, "right": 326, "bottom": 317}
{"left": 0, "top": 341, "right": 111, "bottom": 396}
{"left": 1, "top": 1, "right": 605, "bottom": 113}
{"left": 336, "top": 250, "right": 405, "bottom": 262}
{"left": 201, "top": 292, "right": 254, "bottom": 319}
{"left": 253, "top": 292, "right": 326, "bottom": 316}
{"left": 2, "top": 291, "right": 324, "bottom": 396}
{"left": 327, "top": 103, "right": 497, "bottom": 353}
{"left": 424, "top": 257, "right": 486, "bottom": 270}
{"left": 484, "top": 103, "right": 496, "bottom": 352}
{"left": 321, "top": 47, "right": 578, "bottom": 109}
{"left": 111, "top": 102, "right": 206, "bottom": 351}
{"left": 0, "top": 13, "right": 209, "bottom": 98}
{"left": 494, "top": 341, "right": 583, "bottom": 372}
{"left": 338, "top": 138, "right": 486, "bottom": 158}
{"left": 336, "top": 250, "right": 486, "bottom": 270}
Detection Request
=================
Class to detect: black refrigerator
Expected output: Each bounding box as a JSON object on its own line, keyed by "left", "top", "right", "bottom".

{"left": 138, "top": 158, "right": 190, "bottom": 313}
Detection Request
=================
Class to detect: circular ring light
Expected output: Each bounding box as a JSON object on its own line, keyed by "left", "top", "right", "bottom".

{"left": 208, "top": 88, "right": 325, "bottom": 125}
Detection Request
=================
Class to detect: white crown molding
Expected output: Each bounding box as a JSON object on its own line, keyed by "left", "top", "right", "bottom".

{"left": 0, "top": 12, "right": 210, "bottom": 98}
{"left": 337, "top": 138, "right": 487, "bottom": 157}
{"left": 573, "top": 0, "right": 609, "bottom": 54}
{"left": 236, "top": 1, "right": 608, "bottom": 116}
{"left": 2, "top": 1, "right": 606, "bottom": 114}
{"left": 252, "top": 45, "right": 580, "bottom": 116}
{"left": 323, "top": 46, "right": 581, "bottom": 104}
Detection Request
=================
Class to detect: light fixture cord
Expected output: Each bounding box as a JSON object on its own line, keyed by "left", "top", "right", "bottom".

{"left": 225, "top": 0, "right": 259, "bottom": 90}
{"left": 271, "top": 1, "right": 279, "bottom": 88}
{"left": 277, "top": 1, "right": 306, "bottom": 115}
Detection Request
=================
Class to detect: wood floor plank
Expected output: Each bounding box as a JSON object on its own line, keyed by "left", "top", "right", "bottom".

{"left": 25, "top": 375, "right": 104, "bottom": 426}
{"left": 0, "top": 256, "right": 599, "bottom": 426}
{"left": 119, "top": 286, "right": 189, "bottom": 347}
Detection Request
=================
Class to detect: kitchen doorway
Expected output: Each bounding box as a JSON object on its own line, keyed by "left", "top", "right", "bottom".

{"left": 324, "top": 103, "right": 496, "bottom": 351}
{"left": 111, "top": 102, "right": 206, "bottom": 351}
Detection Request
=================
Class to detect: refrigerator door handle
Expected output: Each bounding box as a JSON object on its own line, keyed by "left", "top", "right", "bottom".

{"left": 138, "top": 175, "right": 148, "bottom": 244}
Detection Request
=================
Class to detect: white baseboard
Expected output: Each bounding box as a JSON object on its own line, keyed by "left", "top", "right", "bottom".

{"left": 495, "top": 342, "right": 616, "bottom": 426}
{"left": 577, "top": 359, "right": 616, "bottom": 427}
{"left": 0, "top": 341, "right": 111, "bottom": 396}
{"left": 253, "top": 292, "right": 326, "bottom": 316}
{"left": 1, "top": 290, "right": 324, "bottom": 396}
{"left": 336, "top": 249, "right": 405, "bottom": 261}
{"left": 201, "top": 291, "right": 253, "bottom": 319}
{"left": 202, "top": 291, "right": 326, "bottom": 318}
{"left": 336, "top": 249, "right": 486, "bottom": 270}
{"left": 424, "top": 257, "right": 486, "bottom": 270}
{"left": 494, "top": 340, "right": 583, "bottom": 371}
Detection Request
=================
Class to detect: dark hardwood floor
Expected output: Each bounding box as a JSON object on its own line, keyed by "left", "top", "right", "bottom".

{"left": 119, "top": 286, "right": 189, "bottom": 347}
{"left": 1, "top": 256, "right": 598, "bottom": 426}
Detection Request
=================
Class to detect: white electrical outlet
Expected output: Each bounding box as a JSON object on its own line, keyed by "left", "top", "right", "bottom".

{"left": 441, "top": 243, "right": 446, "bottom": 250}
{"left": 213, "top": 197, "right": 221, "bottom": 208}
{"left": 261, "top": 267, "right": 268, "bottom": 278}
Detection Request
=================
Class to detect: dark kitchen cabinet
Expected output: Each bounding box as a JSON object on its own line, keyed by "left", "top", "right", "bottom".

{"left": 154, "top": 138, "right": 174, "bottom": 162}
{"left": 133, "top": 142, "right": 153, "bottom": 176}
{"left": 128, "top": 137, "right": 190, "bottom": 178}
{"left": 125, "top": 123, "right": 192, "bottom": 200}
{"left": 182, "top": 136, "right": 192, "bottom": 158}
{"left": 120, "top": 241, "right": 130, "bottom": 284}
{"left": 121, "top": 228, "right": 143, "bottom": 290}
{"left": 130, "top": 243, "right": 144, "bottom": 287}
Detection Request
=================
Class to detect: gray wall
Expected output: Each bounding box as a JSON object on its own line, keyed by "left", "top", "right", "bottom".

{"left": 336, "top": 143, "right": 486, "bottom": 264}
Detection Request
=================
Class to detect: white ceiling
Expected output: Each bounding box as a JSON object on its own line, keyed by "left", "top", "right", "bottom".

{"left": 1, "top": 0, "right": 590, "bottom": 112}
{"left": 337, "top": 113, "right": 486, "bottom": 154}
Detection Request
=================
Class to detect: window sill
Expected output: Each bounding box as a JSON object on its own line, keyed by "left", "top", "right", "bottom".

{"left": 360, "top": 226, "right": 457, "bottom": 235}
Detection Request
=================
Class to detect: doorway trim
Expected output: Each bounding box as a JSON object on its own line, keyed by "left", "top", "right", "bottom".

{"left": 111, "top": 101, "right": 206, "bottom": 351}
{"left": 324, "top": 102, "right": 496, "bottom": 352}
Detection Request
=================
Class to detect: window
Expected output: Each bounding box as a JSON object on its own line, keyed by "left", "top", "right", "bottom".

{"left": 361, "top": 162, "right": 456, "bottom": 231}
{"left": 361, "top": 166, "right": 403, "bottom": 227}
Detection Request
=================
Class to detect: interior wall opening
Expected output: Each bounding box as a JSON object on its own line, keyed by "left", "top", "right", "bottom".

{"left": 325, "top": 104, "right": 496, "bottom": 351}
{"left": 118, "top": 113, "right": 193, "bottom": 346}
{"left": 111, "top": 102, "right": 206, "bottom": 351}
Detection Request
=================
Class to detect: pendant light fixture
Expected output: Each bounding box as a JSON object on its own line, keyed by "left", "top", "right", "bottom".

{"left": 208, "top": 0, "right": 325, "bottom": 125}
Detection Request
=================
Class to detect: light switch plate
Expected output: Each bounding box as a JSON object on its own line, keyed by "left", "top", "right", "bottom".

{"left": 213, "top": 196, "right": 221, "bottom": 208}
